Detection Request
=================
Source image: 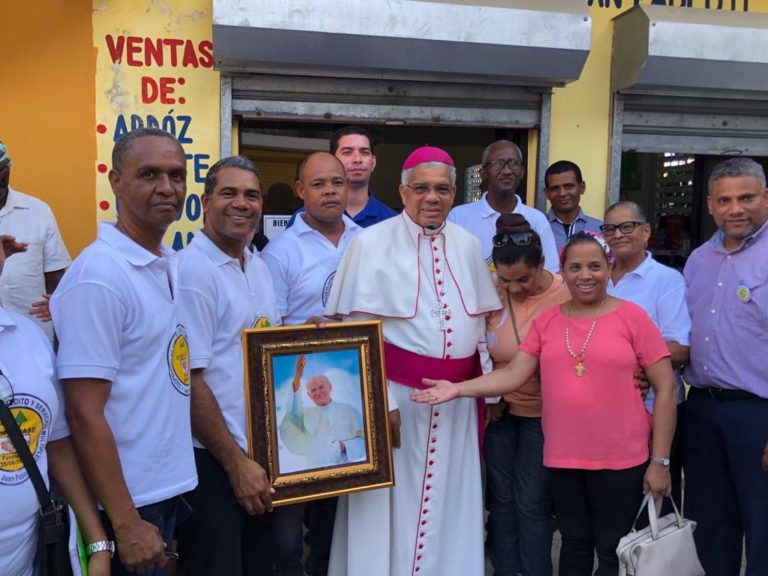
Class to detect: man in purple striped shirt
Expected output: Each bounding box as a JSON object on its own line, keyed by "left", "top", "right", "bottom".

{"left": 683, "top": 157, "right": 768, "bottom": 576}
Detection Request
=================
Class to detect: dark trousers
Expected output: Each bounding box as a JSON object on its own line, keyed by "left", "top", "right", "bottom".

{"left": 273, "top": 498, "right": 336, "bottom": 576}
{"left": 549, "top": 463, "right": 646, "bottom": 576}
{"left": 669, "top": 401, "right": 686, "bottom": 509}
{"left": 100, "top": 496, "right": 179, "bottom": 576}
{"left": 684, "top": 387, "right": 768, "bottom": 576}
{"left": 484, "top": 414, "right": 553, "bottom": 576}
{"left": 176, "top": 448, "right": 275, "bottom": 576}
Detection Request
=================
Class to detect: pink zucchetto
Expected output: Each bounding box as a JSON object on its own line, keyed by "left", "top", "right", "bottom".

{"left": 401, "top": 146, "right": 455, "bottom": 171}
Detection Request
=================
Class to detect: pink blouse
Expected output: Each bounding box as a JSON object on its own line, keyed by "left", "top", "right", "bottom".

{"left": 520, "top": 301, "right": 670, "bottom": 470}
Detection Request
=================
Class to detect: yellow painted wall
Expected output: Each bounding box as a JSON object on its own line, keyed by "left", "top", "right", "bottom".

{"left": 92, "top": 1, "right": 219, "bottom": 250}
{"left": 1, "top": 1, "right": 96, "bottom": 257}
{"left": 551, "top": 0, "right": 768, "bottom": 218}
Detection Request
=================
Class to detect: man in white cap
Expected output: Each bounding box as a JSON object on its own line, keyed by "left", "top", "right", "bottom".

{"left": 325, "top": 146, "right": 500, "bottom": 576}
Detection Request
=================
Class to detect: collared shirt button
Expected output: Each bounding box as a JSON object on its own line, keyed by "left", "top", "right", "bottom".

{"left": 418, "top": 543, "right": 424, "bottom": 549}
{"left": 420, "top": 532, "right": 426, "bottom": 537}
{"left": 445, "top": 354, "right": 451, "bottom": 359}
{"left": 432, "top": 423, "right": 438, "bottom": 429}
{"left": 717, "top": 282, "right": 723, "bottom": 287}
{"left": 427, "top": 473, "right": 433, "bottom": 478}
{"left": 445, "top": 315, "right": 451, "bottom": 321}
{"left": 434, "top": 258, "right": 440, "bottom": 263}
{"left": 435, "top": 269, "right": 441, "bottom": 274}
{"left": 705, "top": 337, "right": 709, "bottom": 342}
{"left": 425, "top": 485, "right": 432, "bottom": 491}
{"left": 703, "top": 366, "right": 709, "bottom": 371}
{"left": 726, "top": 254, "right": 732, "bottom": 259}
{"left": 434, "top": 412, "right": 440, "bottom": 417}
{"left": 711, "top": 309, "right": 716, "bottom": 314}
{"left": 430, "top": 448, "right": 436, "bottom": 453}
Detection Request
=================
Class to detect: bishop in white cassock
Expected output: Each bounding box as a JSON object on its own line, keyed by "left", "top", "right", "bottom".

{"left": 325, "top": 147, "right": 500, "bottom": 576}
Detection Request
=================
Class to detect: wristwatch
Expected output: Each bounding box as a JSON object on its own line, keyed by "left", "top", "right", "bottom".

{"left": 652, "top": 456, "right": 671, "bottom": 467}
{"left": 86, "top": 540, "right": 115, "bottom": 558}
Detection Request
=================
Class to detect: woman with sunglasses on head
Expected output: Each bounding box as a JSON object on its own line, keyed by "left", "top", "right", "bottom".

{"left": 483, "top": 213, "right": 569, "bottom": 576}
{"left": 413, "top": 231, "right": 677, "bottom": 576}
{"left": 602, "top": 201, "right": 691, "bottom": 509}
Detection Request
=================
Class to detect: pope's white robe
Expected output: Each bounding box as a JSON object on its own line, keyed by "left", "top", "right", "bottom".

{"left": 280, "top": 393, "right": 366, "bottom": 469}
{"left": 325, "top": 213, "right": 500, "bottom": 576}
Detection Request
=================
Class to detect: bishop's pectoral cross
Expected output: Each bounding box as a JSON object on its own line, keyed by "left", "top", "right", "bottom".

{"left": 430, "top": 306, "right": 452, "bottom": 331}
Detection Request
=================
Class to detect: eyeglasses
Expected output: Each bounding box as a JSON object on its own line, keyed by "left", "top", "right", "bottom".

{"left": 404, "top": 184, "right": 453, "bottom": 197}
{"left": 599, "top": 221, "right": 646, "bottom": 236}
{"left": 492, "top": 231, "right": 534, "bottom": 247}
{"left": 484, "top": 158, "right": 524, "bottom": 172}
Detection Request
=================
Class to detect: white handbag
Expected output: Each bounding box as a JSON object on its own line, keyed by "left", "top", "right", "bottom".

{"left": 616, "top": 494, "right": 705, "bottom": 576}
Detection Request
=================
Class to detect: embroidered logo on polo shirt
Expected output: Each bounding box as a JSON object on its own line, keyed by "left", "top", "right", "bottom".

{"left": 168, "top": 324, "right": 191, "bottom": 396}
{"left": 0, "top": 394, "right": 51, "bottom": 486}
{"left": 322, "top": 272, "right": 336, "bottom": 307}
{"left": 252, "top": 316, "right": 272, "bottom": 329}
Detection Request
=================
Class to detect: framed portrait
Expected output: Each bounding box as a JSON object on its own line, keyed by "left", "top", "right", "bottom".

{"left": 242, "top": 320, "right": 393, "bottom": 506}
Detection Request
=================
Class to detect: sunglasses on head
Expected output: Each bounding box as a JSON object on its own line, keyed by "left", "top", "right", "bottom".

{"left": 492, "top": 231, "right": 534, "bottom": 248}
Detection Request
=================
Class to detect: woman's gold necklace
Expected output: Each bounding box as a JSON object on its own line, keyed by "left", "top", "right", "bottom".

{"left": 565, "top": 299, "right": 605, "bottom": 377}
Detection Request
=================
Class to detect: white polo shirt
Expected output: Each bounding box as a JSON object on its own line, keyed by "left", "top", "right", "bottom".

{"left": 178, "top": 231, "right": 281, "bottom": 452}
{"left": 261, "top": 214, "right": 361, "bottom": 325}
{"left": 0, "top": 188, "right": 71, "bottom": 341}
{"left": 0, "top": 309, "right": 68, "bottom": 576}
{"left": 448, "top": 192, "right": 559, "bottom": 273}
{"left": 51, "top": 222, "right": 197, "bottom": 509}
{"left": 607, "top": 252, "right": 691, "bottom": 409}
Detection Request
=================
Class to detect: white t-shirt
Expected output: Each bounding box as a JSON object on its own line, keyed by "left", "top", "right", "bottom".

{"left": 0, "top": 309, "right": 68, "bottom": 576}
{"left": 0, "top": 188, "right": 71, "bottom": 342}
{"left": 178, "top": 231, "right": 282, "bottom": 452}
{"left": 607, "top": 252, "right": 691, "bottom": 409}
{"left": 261, "top": 214, "right": 361, "bottom": 325}
{"left": 448, "top": 192, "right": 560, "bottom": 272}
{"left": 51, "top": 222, "right": 197, "bottom": 509}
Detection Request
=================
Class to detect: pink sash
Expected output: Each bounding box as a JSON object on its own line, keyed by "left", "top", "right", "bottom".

{"left": 383, "top": 342, "right": 486, "bottom": 446}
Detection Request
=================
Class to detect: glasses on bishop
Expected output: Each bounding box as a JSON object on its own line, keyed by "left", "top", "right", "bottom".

{"left": 404, "top": 183, "right": 453, "bottom": 197}
{"left": 492, "top": 231, "right": 534, "bottom": 247}
{"left": 599, "top": 221, "right": 646, "bottom": 236}
{"left": 484, "top": 158, "right": 524, "bottom": 172}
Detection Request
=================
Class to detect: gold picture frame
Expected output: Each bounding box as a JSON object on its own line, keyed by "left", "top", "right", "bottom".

{"left": 242, "top": 320, "right": 393, "bottom": 506}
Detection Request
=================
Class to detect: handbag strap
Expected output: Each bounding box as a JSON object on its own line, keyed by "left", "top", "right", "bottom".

{"left": 0, "top": 397, "right": 57, "bottom": 516}
{"left": 632, "top": 493, "right": 685, "bottom": 539}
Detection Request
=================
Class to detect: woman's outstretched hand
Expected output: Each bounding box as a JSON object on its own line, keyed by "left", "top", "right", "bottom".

{"left": 410, "top": 379, "right": 459, "bottom": 405}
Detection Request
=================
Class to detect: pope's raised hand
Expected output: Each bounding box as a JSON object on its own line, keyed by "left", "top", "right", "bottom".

{"left": 410, "top": 379, "right": 459, "bottom": 405}
{"left": 292, "top": 355, "right": 307, "bottom": 392}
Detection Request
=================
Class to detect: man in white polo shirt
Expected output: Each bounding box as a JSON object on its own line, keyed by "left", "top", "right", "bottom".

{"left": 51, "top": 128, "right": 197, "bottom": 576}
{"left": 449, "top": 139, "right": 559, "bottom": 272}
{"left": 175, "top": 156, "right": 280, "bottom": 576}
{"left": 0, "top": 140, "right": 71, "bottom": 342}
{"left": 262, "top": 151, "right": 361, "bottom": 576}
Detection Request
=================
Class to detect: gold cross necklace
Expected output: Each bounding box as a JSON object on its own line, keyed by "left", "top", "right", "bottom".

{"left": 565, "top": 299, "right": 605, "bottom": 377}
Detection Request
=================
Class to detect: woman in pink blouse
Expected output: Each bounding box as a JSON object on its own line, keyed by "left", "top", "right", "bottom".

{"left": 414, "top": 232, "right": 676, "bottom": 576}
{"left": 484, "top": 213, "right": 570, "bottom": 576}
